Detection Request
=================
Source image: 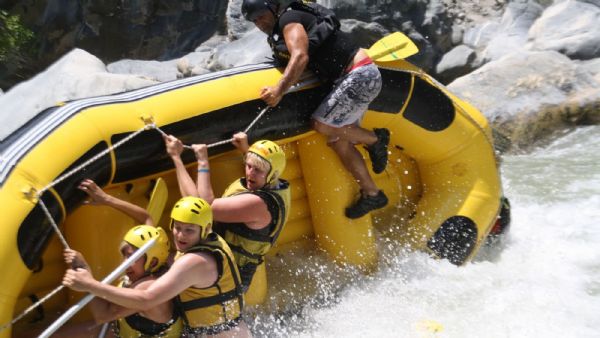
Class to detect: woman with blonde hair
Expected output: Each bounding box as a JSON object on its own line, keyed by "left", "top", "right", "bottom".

{"left": 164, "top": 132, "right": 291, "bottom": 291}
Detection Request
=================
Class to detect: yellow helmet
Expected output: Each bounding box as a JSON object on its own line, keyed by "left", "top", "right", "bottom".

{"left": 248, "top": 140, "right": 286, "bottom": 184}
{"left": 170, "top": 197, "right": 213, "bottom": 240}
{"left": 123, "top": 225, "right": 170, "bottom": 273}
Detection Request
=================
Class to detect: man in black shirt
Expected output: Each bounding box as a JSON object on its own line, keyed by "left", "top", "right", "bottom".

{"left": 242, "top": 0, "right": 389, "bottom": 219}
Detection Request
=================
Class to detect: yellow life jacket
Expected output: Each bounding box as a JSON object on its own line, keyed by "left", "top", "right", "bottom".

{"left": 217, "top": 178, "right": 291, "bottom": 288}
{"left": 112, "top": 280, "right": 183, "bottom": 338}
{"left": 175, "top": 233, "right": 244, "bottom": 335}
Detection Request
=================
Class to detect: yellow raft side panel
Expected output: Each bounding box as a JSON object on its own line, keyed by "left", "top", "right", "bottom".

{"left": 363, "top": 64, "right": 501, "bottom": 261}
{"left": 297, "top": 134, "right": 379, "bottom": 272}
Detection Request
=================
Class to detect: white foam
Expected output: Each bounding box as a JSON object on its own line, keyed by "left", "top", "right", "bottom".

{"left": 252, "top": 126, "right": 600, "bottom": 338}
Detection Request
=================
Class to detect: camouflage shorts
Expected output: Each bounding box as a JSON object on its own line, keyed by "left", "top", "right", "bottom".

{"left": 312, "top": 63, "right": 382, "bottom": 127}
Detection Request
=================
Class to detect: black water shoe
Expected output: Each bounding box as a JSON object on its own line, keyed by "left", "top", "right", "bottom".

{"left": 345, "top": 190, "right": 388, "bottom": 219}
{"left": 367, "top": 128, "right": 390, "bottom": 174}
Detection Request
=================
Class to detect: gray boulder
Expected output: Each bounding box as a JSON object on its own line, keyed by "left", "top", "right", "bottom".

{"left": 577, "top": 0, "right": 600, "bottom": 6}
{"left": 1, "top": 0, "right": 228, "bottom": 89}
{"left": 436, "top": 45, "right": 477, "bottom": 83}
{"left": 107, "top": 59, "right": 180, "bottom": 82}
{"left": 463, "top": 21, "right": 501, "bottom": 49}
{"left": 528, "top": 0, "right": 600, "bottom": 60}
{"left": 226, "top": 0, "right": 255, "bottom": 40}
{"left": 206, "top": 30, "right": 272, "bottom": 71}
{"left": 448, "top": 51, "right": 600, "bottom": 150}
{"left": 340, "top": 19, "right": 390, "bottom": 49}
{"left": 481, "top": 0, "right": 543, "bottom": 63}
{"left": 0, "top": 49, "right": 157, "bottom": 141}
{"left": 577, "top": 58, "right": 600, "bottom": 83}
{"left": 176, "top": 51, "right": 213, "bottom": 77}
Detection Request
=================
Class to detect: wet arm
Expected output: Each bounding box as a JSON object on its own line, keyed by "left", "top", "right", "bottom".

{"left": 171, "top": 153, "right": 199, "bottom": 198}
{"left": 79, "top": 179, "right": 153, "bottom": 226}
{"left": 193, "top": 144, "right": 215, "bottom": 203}
{"left": 164, "top": 134, "right": 198, "bottom": 197}
{"left": 63, "top": 250, "right": 137, "bottom": 324}
{"left": 211, "top": 194, "right": 271, "bottom": 229}
{"left": 87, "top": 297, "right": 137, "bottom": 324}
{"left": 276, "top": 23, "right": 310, "bottom": 95}
{"left": 101, "top": 194, "right": 154, "bottom": 226}
{"left": 65, "top": 255, "right": 212, "bottom": 311}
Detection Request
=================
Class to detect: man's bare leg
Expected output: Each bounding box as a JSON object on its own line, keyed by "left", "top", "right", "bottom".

{"left": 328, "top": 139, "right": 379, "bottom": 196}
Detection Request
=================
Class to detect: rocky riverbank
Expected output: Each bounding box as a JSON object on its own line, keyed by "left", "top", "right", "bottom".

{"left": 1, "top": 0, "right": 599, "bottom": 152}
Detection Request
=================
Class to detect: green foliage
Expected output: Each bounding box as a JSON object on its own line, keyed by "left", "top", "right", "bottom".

{"left": 0, "top": 10, "right": 34, "bottom": 63}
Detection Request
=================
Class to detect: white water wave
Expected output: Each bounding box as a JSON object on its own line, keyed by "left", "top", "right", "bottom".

{"left": 251, "top": 126, "right": 600, "bottom": 338}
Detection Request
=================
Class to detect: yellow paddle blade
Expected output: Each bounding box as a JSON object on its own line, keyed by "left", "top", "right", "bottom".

{"left": 415, "top": 319, "right": 444, "bottom": 336}
{"left": 146, "top": 177, "right": 168, "bottom": 224}
{"left": 367, "top": 32, "right": 419, "bottom": 61}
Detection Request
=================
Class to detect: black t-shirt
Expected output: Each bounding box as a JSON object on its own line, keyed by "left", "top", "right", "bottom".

{"left": 278, "top": 10, "right": 319, "bottom": 53}
{"left": 271, "top": 8, "right": 358, "bottom": 81}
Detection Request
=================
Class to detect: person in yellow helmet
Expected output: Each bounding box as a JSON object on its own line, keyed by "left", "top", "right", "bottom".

{"left": 58, "top": 225, "right": 182, "bottom": 338}
{"left": 164, "top": 132, "right": 291, "bottom": 292}
{"left": 63, "top": 197, "right": 251, "bottom": 337}
{"left": 52, "top": 179, "right": 182, "bottom": 337}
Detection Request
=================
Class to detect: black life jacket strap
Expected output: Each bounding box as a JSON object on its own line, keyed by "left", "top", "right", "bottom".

{"left": 179, "top": 289, "right": 239, "bottom": 311}
{"left": 226, "top": 222, "right": 272, "bottom": 242}
{"left": 184, "top": 316, "right": 243, "bottom": 336}
{"left": 265, "top": 190, "right": 287, "bottom": 242}
{"left": 224, "top": 189, "right": 286, "bottom": 243}
{"left": 184, "top": 240, "right": 245, "bottom": 310}
{"left": 228, "top": 243, "right": 264, "bottom": 261}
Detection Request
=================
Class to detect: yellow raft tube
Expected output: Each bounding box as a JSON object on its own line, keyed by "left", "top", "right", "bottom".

{"left": 0, "top": 59, "right": 502, "bottom": 336}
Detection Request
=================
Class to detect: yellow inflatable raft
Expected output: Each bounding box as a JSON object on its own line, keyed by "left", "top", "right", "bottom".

{"left": 0, "top": 55, "right": 504, "bottom": 336}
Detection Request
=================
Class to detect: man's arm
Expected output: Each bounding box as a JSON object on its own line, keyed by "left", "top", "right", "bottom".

{"left": 232, "top": 132, "right": 250, "bottom": 155}
{"left": 79, "top": 179, "right": 154, "bottom": 226}
{"left": 164, "top": 134, "right": 198, "bottom": 197}
{"left": 261, "top": 22, "right": 309, "bottom": 107}
{"left": 191, "top": 144, "right": 214, "bottom": 203}
{"left": 87, "top": 297, "right": 138, "bottom": 324}
{"left": 63, "top": 252, "right": 217, "bottom": 311}
{"left": 63, "top": 249, "right": 137, "bottom": 323}
{"left": 212, "top": 194, "right": 271, "bottom": 230}
{"left": 195, "top": 132, "right": 249, "bottom": 204}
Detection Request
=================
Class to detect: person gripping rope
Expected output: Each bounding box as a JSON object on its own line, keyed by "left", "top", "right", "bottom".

{"left": 78, "top": 178, "right": 156, "bottom": 226}
{"left": 242, "top": 0, "right": 389, "bottom": 219}
{"left": 63, "top": 197, "right": 251, "bottom": 337}
{"left": 164, "top": 132, "right": 291, "bottom": 292}
{"left": 61, "top": 225, "right": 182, "bottom": 338}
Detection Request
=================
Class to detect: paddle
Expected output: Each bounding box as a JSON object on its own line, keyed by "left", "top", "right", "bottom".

{"left": 366, "top": 32, "right": 419, "bottom": 61}
{"left": 146, "top": 177, "right": 168, "bottom": 224}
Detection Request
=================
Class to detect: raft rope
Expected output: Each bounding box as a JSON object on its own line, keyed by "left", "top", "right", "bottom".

{"left": 153, "top": 104, "right": 272, "bottom": 149}
{"left": 3, "top": 96, "right": 277, "bottom": 334}
{"left": 37, "top": 127, "right": 149, "bottom": 196}
{"left": 0, "top": 285, "right": 65, "bottom": 332}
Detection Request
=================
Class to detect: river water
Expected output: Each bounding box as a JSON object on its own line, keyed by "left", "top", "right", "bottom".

{"left": 251, "top": 125, "right": 600, "bottom": 337}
